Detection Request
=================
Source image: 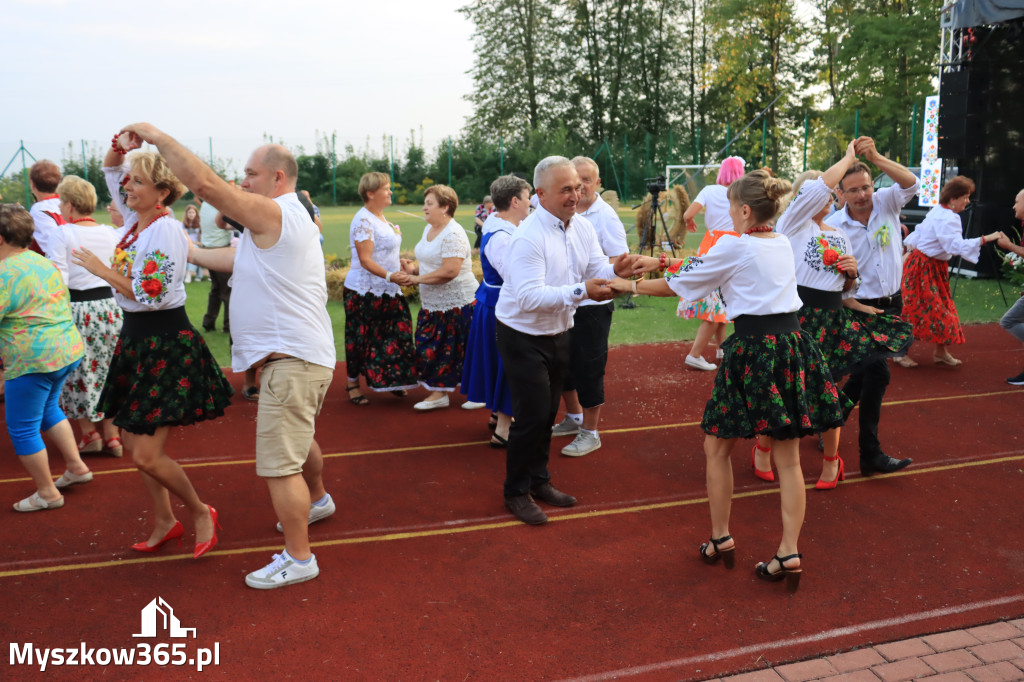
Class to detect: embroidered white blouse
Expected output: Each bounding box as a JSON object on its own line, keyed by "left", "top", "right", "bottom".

{"left": 414, "top": 219, "right": 478, "bottom": 312}
{"left": 776, "top": 177, "right": 853, "bottom": 293}
{"left": 664, "top": 234, "right": 802, "bottom": 318}
{"left": 103, "top": 165, "right": 188, "bottom": 313}
{"left": 904, "top": 206, "right": 982, "bottom": 263}
{"left": 344, "top": 207, "right": 405, "bottom": 297}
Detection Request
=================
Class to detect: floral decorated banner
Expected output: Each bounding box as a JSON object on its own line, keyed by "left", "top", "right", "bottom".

{"left": 919, "top": 95, "right": 941, "bottom": 207}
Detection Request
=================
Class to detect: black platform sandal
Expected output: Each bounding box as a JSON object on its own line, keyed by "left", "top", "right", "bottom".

{"left": 699, "top": 535, "right": 735, "bottom": 569}
{"left": 755, "top": 553, "right": 802, "bottom": 592}
{"left": 346, "top": 383, "right": 370, "bottom": 406}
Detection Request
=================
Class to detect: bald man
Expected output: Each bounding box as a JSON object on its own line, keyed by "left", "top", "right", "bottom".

{"left": 119, "top": 124, "right": 335, "bottom": 589}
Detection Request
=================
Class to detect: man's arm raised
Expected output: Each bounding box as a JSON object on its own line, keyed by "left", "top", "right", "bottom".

{"left": 855, "top": 136, "right": 917, "bottom": 190}
{"left": 119, "top": 123, "right": 281, "bottom": 236}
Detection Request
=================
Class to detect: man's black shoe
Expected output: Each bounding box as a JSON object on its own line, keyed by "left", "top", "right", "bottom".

{"left": 1007, "top": 371, "right": 1024, "bottom": 386}
{"left": 530, "top": 483, "right": 577, "bottom": 507}
{"left": 860, "top": 453, "right": 912, "bottom": 476}
{"left": 202, "top": 324, "right": 215, "bottom": 332}
{"left": 505, "top": 495, "right": 548, "bottom": 525}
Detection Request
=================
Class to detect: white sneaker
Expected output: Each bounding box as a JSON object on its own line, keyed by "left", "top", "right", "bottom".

{"left": 245, "top": 550, "right": 319, "bottom": 590}
{"left": 551, "top": 416, "right": 581, "bottom": 436}
{"left": 561, "top": 431, "right": 601, "bottom": 457}
{"left": 715, "top": 348, "right": 724, "bottom": 360}
{"left": 685, "top": 355, "right": 717, "bottom": 371}
{"left": 413, "top": 394, "right": 450, "bottom": 410}
{"left": 461, "top": 401, "right": 486, "bottom": 410}
{"left": 276, "top": 493, "right": 336, "bottom": 533}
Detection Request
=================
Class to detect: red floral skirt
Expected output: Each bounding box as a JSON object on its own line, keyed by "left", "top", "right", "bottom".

{"left": 901, "top": 250, "right": 965, "bottom": 345}
{"left": 343, "top": 288, "right": 418, "bottom": 391}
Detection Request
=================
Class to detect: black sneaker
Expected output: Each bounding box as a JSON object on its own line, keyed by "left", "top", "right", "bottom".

{"left": 1007, "top": 371, "right": 1024, "bottom": 386}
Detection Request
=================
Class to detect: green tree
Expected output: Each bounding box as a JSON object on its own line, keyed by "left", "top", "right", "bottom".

{"left": 60, "top": 141, "right": 111, "bottom": 205}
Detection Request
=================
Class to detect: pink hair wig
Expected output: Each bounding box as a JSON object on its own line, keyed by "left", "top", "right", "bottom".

{"left": 717, "top": 156, "right": 746, "bottom": 186}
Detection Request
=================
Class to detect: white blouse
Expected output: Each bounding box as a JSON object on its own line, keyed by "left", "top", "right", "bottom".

{"left": 482, "top": 213, "right": 517, "bottom": 282}
{"left": 414, "top": 219, "right": 478, "bottom": 312}
{"left": 904, "top": 205, "right": 982, "bottom": 263}
{"left": 665, "top": 234, "right": 802, "bottom": 319}
{"left": 776, "top": 177, "right": 853, "bottom": 293}
{"left": 344, "top": 207, "right": 405, "bottom": 297}
{"left": 103, "top": 165, "right": 189, "bottom": 313}
{"left": 48, "top": 222, "right": 120, "bottom": 291}
{"left": 692, "top": 184, "right": 733, "bottom": 234}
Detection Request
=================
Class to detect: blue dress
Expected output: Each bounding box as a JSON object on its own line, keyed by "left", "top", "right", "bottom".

{"left": 460, "top": 224, "right": 514, "bottom": 415}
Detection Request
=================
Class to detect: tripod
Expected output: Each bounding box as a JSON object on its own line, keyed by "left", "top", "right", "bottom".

{"left": 636, "top": 178, "right": 678, "bottom": 258}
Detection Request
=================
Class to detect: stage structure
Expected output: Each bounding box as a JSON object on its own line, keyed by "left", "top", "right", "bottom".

{"left": 937, "top": 0, "right": 1024, "bottom": 277}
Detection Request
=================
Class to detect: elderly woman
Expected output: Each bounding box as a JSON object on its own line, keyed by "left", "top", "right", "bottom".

{"left": 461, "top": 175, "right": 532, "bottom": 445}
{"left": 678, "top": 156, "right": 745, "bottom": 371}
{"left": 70, "top": 133, "right": 232, "bottom": 558}
{"left": 901, "top": 176, "right": 1004, "bottom": 366}
{"left": 0, "top": 203, "right": 94, "bottom": 511}
{"left": 396, "top": 185, "right": 478, "bottom": 410}
{"left": 47, "top": 175, "right": 125, "bottom": 457}
{"left": 342, "top": 172, "right": 418, "bottom": 405}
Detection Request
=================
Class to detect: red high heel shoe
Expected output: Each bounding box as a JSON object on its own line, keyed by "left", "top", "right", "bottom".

{"left": 815, "top": 453, "right": 845, "bottom": 490}
{"left": 193, "top": 506, "right": 221, "bottom": 559}
{"left": 131, "top": 521, "right": 185, "bottom": 553}
{"left": 751, "top": 442, "right": 775, "bottom": 482}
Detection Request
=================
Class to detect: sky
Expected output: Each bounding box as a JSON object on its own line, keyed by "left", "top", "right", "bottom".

{"left": 0, "top": 0, "right": 477, "bottom": 177}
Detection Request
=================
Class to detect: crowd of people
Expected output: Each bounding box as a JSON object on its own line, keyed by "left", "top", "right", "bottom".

{"left": 2, "top": 127, "right": 1022, "bottom": 593}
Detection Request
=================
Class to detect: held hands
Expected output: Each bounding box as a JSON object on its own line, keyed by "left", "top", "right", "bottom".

{"left": 607, "top": 277, "right": 635, "bottom": 295}
{"left": 985, "top": 231, "right": 1007, "bottom": 245}
{"left": 844, "top": 138, "right": 857, "bottom": 159}
{"left": 997, "top": 235, "right": 1016, "bottom": 250}
{"left": 585, "top": 278, "right": 614, "bottom": 302}
{"left": 853, "top": 136, "right": 879, "bottom": 162}
{"left": 399, "top": 258, "right": 417, "bottom": 275}
{"left": 119, "top": 123, "right": 165, "bottom": 148}
{"left": 389, "top": 270, "right": 413, "bottom": 286}
{"left": 616, "top": 253, "right": 660, "bottom": 277}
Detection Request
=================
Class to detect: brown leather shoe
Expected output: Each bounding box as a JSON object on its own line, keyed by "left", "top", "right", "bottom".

{"left": 530, "top": 483, "right": 577, "bottom": 507}
{"left": 505, "top": 495, "right": 548, "bottom": 525}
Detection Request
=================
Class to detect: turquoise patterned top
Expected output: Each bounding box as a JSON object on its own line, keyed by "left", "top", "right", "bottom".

{"left": 0, "top": 250, "right": 84, "bottom": 379}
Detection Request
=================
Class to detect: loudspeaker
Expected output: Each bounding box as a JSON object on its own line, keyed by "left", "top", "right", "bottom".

{"left": 937, "top": 70, "right": 987, "bottom": 158}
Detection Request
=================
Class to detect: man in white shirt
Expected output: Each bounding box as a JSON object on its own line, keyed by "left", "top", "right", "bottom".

{"left": 551, "top": 156, "right": 630, "bottom": 457}
{"left": 495, "top": 156, "right": 644, "bottom": 525}
{"left": 27, "top": 160, "right": 63, "bottom": 257}
{"left": 825, "top": 136, "right": 918, "bottom": 476}
{"left": 119, "top": 122, "right": 336, "bottom": 589}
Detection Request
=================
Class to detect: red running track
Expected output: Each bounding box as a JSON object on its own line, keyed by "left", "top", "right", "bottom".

{"left": 0, "top": 322, "right": 1022, "bottom": 680}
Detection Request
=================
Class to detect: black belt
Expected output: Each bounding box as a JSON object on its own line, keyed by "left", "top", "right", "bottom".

{"left": 69, "top": 287, "right": 113, "bottom": 302}
{"left": 732, "top": 312, "right": 801, "bottom": 337}
{"left": 797, "top": 285, "right": 842, "bottom": 311}
{"left": 858, "top": 291, "right": 902, "bottom": 308}
{"left": 121, "top": 306, "right": 191, "bottom": 337}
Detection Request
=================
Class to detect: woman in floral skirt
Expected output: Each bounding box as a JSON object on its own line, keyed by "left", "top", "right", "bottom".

{"left": 901, "top": 176, "right": 1004, "bottom": 366}
{"left": 49, "top": 175, "right": 125, "bottom": 457}
{"left": 610, "top": 169, "right": 847, "bottom": 591}
{"left": 752, "top": 141, "right": 913, "bottom": 489}
{"left": 72, "top": 131, "right": 232, "bottom": 558}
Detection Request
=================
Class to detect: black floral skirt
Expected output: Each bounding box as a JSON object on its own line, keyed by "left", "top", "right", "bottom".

{"left": 798, "top": 305, "right": 913, "bottom": 379}
{"left": 702, "top": 330, "right": 849, "bottom": 441}
{"left": 343, "top": 288, "right": 418, "bottom": 391}
{"left": 98, "top": 307, "right": 234, "bottom": 435}
{"left": 415, "top": 303, "right": 474, "bottom": 391}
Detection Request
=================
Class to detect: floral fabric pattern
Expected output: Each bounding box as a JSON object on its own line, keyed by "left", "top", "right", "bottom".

{"left": 900, "top": 249, "right": 965, "bottom": 345}
{"left": 60, "top": 298, "right": 123, "bottom": 421}
{"left": 343, "top": 288, "right": 418, "bottom": 390}
{"left": 701, "top": 331, "right": 849, "bottom": 440}
{"left": 415, "top": 302, "right": 474, "bottom": 391}
{"left": 798, "top": 305, "right": 912, "bottom": 379}
{"left": 132, "top": 250, "right": 175, "bottom": 303}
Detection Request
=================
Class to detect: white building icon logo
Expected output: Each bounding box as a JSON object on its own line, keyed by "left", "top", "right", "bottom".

{"left": 133, "top": 597, "right": 197, "bottom": 639}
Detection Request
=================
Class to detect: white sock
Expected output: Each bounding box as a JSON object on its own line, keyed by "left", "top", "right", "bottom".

{"left": 566, "top": 412, "right": 583, "bottom": 424}
{"left": 580, "top": 428, "right": 598, "bottom": 438}
{"left": 312, "top": 494, "right": 330, "bottom": 507}
{"left": 286, "top": 550, "right": 313, "bottom": 566}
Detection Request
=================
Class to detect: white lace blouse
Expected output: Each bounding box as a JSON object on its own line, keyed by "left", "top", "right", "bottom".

{"left": 344, "top": 207, "right": 405, "bottom": 297}
{"left": 414, "top": 220, "right": 478, "bottom": 312}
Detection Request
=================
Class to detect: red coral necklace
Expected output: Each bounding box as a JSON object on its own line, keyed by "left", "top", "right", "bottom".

{"left": 116, "top": 211, "right": 168, "bottom": 251}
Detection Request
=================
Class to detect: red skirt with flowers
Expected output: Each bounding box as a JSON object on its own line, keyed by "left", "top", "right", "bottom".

{"left": 98, "top": 307, "right": 233, "bottom": 435}
{"left": 701, "top": 330, "right": 848, "bottom": 440}
{"left": 901, "top": 250, "right": 965, "bottom": 345}
{"left": 343, "top": 288, "right": 419, "bottom": 391}
{"left": 415, "top": 303, "right": 475, "bottom": 392}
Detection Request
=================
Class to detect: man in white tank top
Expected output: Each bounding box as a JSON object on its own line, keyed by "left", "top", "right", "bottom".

{"left": 120, "top": 123, "right": 335, "bottom": 590}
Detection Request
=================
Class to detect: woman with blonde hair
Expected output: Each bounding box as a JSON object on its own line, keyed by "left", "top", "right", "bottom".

{"left": 396, "top": 185, "right": 478, "bottom": 410}
{"left": 71, "top": 131, "right": 233, "bottom": 558}
{"left": 49, "top": 175, "right": 125, "bottom": 457}
{"left": 610, "top": 169, "right": 848, "bottom": 591}
{"left": 342, "top": 171, "right": 419, "bottom": 405}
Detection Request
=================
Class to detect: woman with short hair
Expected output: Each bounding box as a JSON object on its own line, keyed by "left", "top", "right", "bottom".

{"left": 901, "top": 175, "right": 1004, "bottom": 366}
{"left": 396, "top": 185, "right": 478, "bottom": 410}
{"left": 50, "top": 175, "right": 125, "bottom": 457}
{"left": 71, "top": 133, "right": 233, "bottom": 557}
{"left": 342, "top": 172, "right": 418, "bottom": 405}
{"left": 1, "top": 203, "right": 93, "bottom": 511}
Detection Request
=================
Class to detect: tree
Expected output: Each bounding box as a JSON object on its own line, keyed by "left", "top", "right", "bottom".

{"left": 60, "top": 141, "right": 111, "bottom": 205}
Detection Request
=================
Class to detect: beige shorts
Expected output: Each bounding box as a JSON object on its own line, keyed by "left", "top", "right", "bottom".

{"left": 255, "top": 358, "right": 334, "bottom": 477}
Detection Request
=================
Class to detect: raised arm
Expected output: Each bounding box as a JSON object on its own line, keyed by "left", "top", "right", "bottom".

{"left": 856, "top": 136, "right": 917, "bottom": 190}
